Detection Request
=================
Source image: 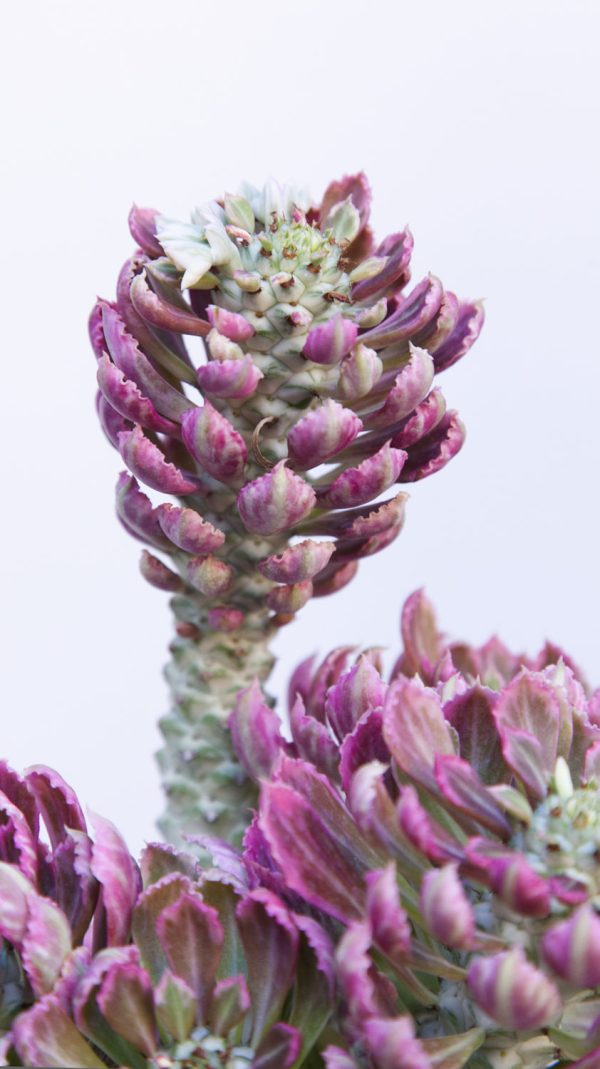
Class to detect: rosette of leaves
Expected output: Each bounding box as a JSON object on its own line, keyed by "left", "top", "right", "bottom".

{"left": 0, "top": 765, "right": 334, "bottom": 1068}
{"left": 90, "top": 173, "right": 483, "bottom": 843}
{"left": 232, "top": 590, "right": 600, "bottom": 1069}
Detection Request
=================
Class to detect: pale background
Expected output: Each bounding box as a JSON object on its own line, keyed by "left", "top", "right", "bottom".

{"left": 2, "top": 0, "right": 599, "bottom": 850}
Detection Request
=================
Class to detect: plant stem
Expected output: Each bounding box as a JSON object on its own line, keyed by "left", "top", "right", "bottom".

{"left": 156, "top": 594, "right": 276, "bottom": 845}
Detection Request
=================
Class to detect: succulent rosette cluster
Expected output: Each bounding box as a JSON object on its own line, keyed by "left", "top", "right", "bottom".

{"left": 0, "top": 764, "right": 335, "bottom": 1068}
{"left": 89, "top": 173, "right": 483, "bottom": 842}
{"left": 229, "top": 590, "right": 600, "bottom": 1068}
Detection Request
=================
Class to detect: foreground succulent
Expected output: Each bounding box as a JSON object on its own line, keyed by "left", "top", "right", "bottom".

{"left": 0, "top": 764, "right": 334, "bottom": 1067}
{"left": 231, "top": 590, "right": 600, "bottom": 1068}
{"left": 90, "top": 173, "right": 483, "bottom": 842}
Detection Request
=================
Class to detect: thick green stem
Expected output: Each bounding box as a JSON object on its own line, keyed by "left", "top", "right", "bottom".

{"left": 156, "top": 595, "right": 276, "bottom": 845}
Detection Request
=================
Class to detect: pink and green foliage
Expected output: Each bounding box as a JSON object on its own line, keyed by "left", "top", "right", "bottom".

{"left": 0, "top": 765, "right": 335, "bottom": 1067}
{"left": 91, "top": 172, "right": 482, "bottom": 636}
{"left": 89, "top": 172, "right": 484, "bottom": 843}
{"left": 230, "top": 590, "right": 600, "bottom": 1068}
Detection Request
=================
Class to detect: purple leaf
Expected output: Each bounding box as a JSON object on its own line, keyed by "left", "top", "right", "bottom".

{"left": 154, "top": 969, "right": 196, "bottom": 1043}
{"left": 275, "top": 756, "right": 377, "bottom": 866}
{"left": 229, "top": 681, "right": 285, "bottom": 780}
{"left": 391, "top": 388, "right": 447, "bottom": 449}
{"left": 434, "top": 754, "right": 511, "bottom": 838}
{"left": 25, "top": 766, "right": 86, "bottom": 848}
{"left": 313, "top": 560, "right": 359, "bottom": 597}
{"left": 97, "top": 394, "right": 131, "bottom": 448}
{"left": 139, "top": 550, "right": 183, "bottom": 592}
{"left": 114, "top": 472, "right": 172, "bottom": 550}
{"left": 318, "top": 441, "right": 406, "bottom": 509}
{"left": 182, "top": 402, "right": 247, "bottom": 483}
{"left": 467, "top": 949, "right": 561, "bottom": 1031}
{"left": 101, "top": 302, "right": 193, "bottom": 421}
{"left": 383, "top": 677, "right": 455, "bottom": 790}
{"left": 306, "top": 493, "right": 407, "bottom": 541}
{"left": 360, "top": 274, "right": 444, "bottom": 348}
{"left": 157, "top": 502, "right": 225, "bottom": 555}
{"left": 88, "top": 300, "right": 107, "bottom": 361}
{"left": 90, "top": 813, "right": 139, "bottom": 947}
{"left": 362, "top": 1015, "right": 432, "bottom": 1069}
{"left": 0, "top": 790, "right": 38, "bottom": 884}
{"left": 292, "top": 912, "right": 335, "bottom": 996}
{"left": 132, "top": 874, "right": 195, "bottom": 982}
{"left": 335, "top": 921, "right": 384, "bottom": 1022}
{"left": 494, "top": 673, "right": 560, "bottom": 798}
{"left": 444, "top": 685, "right": 505, "bottom": 785}
{"left": 396, "top": 587, "right": 446, "bottom": 683}
{"left": 302, "top": 314, "right": 358, "bottom": 365}
{"left": 130, "top": 272, "right": 210, "bottom": 336}
{"left": 416, "top": 289, "right": 459, "bottom": 351}
{"left": 51, "top": 831, "right": 99, "bottom": 945}
{"left": 499, "top": 730, "right": 549, "bottom": 801}
{"left": 71, "top": 945, "right": 146, "bottom": 1066}
{"left": 117, "top": 256, "right": 194, "bottom": 378}
{"left": 319, "top": 172, "right": 372, "bottom": 231}
{"left": 97, "top": 961, "right": 157, "bottom": 1057}
{"left": 209, "top": 973, "right": 250, "bottom": 1036}
{"left": 258, "top": 540, "right": 335, "bottom": 583}
{"left": 347, "top": 764, "right": 424, "bottom": 874}
{"left": 420, "top": 863, "right": 475, "bottom": 950}
{"left": 252, "top": 1022, "right": 302, "bottom": 1069}
{"left": 430, "top": 299, "right": 484, "bottom": 372}
{"left": 236, "top": 888, "right": 298, "bottom": 1044}
{"left": 542, "top": 905, "right": 600, "bottom": 987}
{"left": 288, "top": 400, "right": 362, "bottom": 469}
{"left": 207, "top": 305, "right": 255, "bottom": 341}
{"left": 185, "top": 555, "right": 234, "bottom": 598}
{"left": 289, "top": 695, "right": 340, "bottom": 779}
{"left": 156, "top": 891, "right": 223, "bottom": 1018}
{"left": 326, "top": 656, "right": 387, "bottom": 742}
{"left": 397, "top": 786, "right": 463, "bottom": 865}
{"left": 366, "top": 862, "right": 412, "bottom": 962}
{"left": 466, "top": 841, "right": 550, "bottom": 918}
{"left": 260, "top": 781, "right": 367, "bottom": 923}
{"left": 267, "top": 580, "right": 313, "bottom": 614}
{"left": 118, "top": 425, "right": 199, "bottom": 494}
{"left": 337, "top": 342, "right": 383, "bottom": 401}
{"left": 97, "top": 354, "right": 179, "bottom": 435}
{"left": 365, "top": 345, "right": 434, "bottom": 430}
{"left": 128, "top": 205, "right": 163, "bottom": 258}
{"left": 305, "top": 647, "right": 354, "bottom": 721}
{"left": 352, "top": 228, "right": 413, "bottom": 302}
{"left": 21, "top": 894, "right": 71, "bottom": 996}
{"left": 399, "top": 410, "right": 465, "bottom": 482}
{"left": 339, "top": 709, "right": 388, "bottom": 793}
{"left": 12, "top": 995, "right": 105, "bottom": 1068}
{"left": 0, "top": 764, "right": 37, "bottom": 834}
{"left": 238, "top": 461, "right": 316, "bottom": 535}
{"left": 196, "top": 355, "right": 263, "bottom": 399}
{"left": 0, "top": 862, "right": 34, "bottom": 944}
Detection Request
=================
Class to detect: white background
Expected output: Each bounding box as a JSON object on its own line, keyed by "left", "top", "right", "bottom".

{"left": 2, "top": 0, "right": 599, "bottom": 851}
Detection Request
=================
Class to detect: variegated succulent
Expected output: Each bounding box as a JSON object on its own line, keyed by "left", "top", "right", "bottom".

{"left": 0, "top": 763, "right": 335, "bottom": 1068}
{"left": 90, "top": 173, "right": 483, "bottom": 843}
{"left": 231, "top": 590, "right": 600, "bottom": 1069}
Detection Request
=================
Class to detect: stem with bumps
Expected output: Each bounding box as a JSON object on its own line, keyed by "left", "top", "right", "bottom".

{"left": 91, "top": 175, "right": 483, "bottom": 847}
{"left": 157, "top": 600, "right": 275, "bottom": 844}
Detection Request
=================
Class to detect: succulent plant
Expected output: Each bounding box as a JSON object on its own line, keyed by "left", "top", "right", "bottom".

{"left": 231, "top": 589, "right": 600, "bottom": 1068}
{"left": 0, "top": 763, "right": 334, "bottom": 1068}
{"left": 90, "top": 173, "right": 483, "bottom": 843}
